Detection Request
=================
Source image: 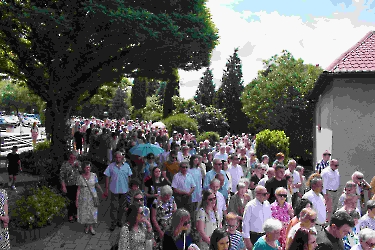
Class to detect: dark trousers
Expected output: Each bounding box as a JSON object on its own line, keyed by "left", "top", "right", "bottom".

{"left": 66, "top": 185, "right": 78, "bottom": 217}
{"left": 110, "top": 192, "right": 127, "bottom": 226}
{"left": 292, "top": 192, "right": 301, "bottom": 208}
{"left": 250, "top": 232, "right": 265, "bottom": 245}
{"left": 174, "top": 193, "right": 192, "bottom": 213}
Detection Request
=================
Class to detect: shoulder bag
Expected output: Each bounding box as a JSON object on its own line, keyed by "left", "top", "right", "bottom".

{"left": 82, "top": 175, "right": 100, "bottom": 207}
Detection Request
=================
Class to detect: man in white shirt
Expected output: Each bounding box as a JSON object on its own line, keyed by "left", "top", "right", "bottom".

{"left": 228, "top": 154, "right": 244, "bottom": 194}
{"left": 285, "top": 159, "right": 303, "bottom": 207}
{"left": 171, "top": 160, "right": 196, "bottom": 213}
{"left": 242, "top": 185, "right": 272, "bottom": 250}
{"left": 214, "top": 145, "right": 228, "bottom": 161}
{"left": 321, "top": 159, "right": 340, "bottom": 222}
{"left": 210, "top": 178, "right": 227, "bottom": 221}
{"left": 302, "top": 176, "right": 327, "bottom": 227}
{"left": 357, "top": 200, "right": 375, "bottom": 231}
{"left": 258, "top": 167, "right": 275, "bottom": 187}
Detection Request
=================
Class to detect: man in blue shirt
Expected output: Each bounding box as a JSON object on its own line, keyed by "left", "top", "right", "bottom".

{"left": 204, "top": 158, "right": 229, "bottom": 199}
{"left": 103, "top": 151, "right": 132, "bottom": 231}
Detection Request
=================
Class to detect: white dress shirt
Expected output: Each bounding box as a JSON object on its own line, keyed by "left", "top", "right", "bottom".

{"left": 242, "top": 198, "right": 272, "bottom": 238}
{"left": 321, "top": 167, "right": 340, "bottom": 195}
{"left": 228, "top": 164, "right": 244, "bottom": 193}
{"left": 302, "top": 190, "right": 327, "bottom": 225}
{"left": 216, "top": 191, "right": 227, "bottom": 221}
{"left": 171, "top": 172, "right": 196, "bottom": 193}
{"left": 285, "top": 169, "right": 301, "bottom": 194}
{"left": 214, "top": 153, "right": 228, "bottom": 161}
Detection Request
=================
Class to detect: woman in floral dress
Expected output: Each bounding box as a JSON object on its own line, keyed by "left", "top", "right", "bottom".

{"left": 76, "top": 161, "right": 103, "bottom": 235}
{"left": 119, "top": 204, "right": 154, "bottom": 250}
{"left": 270, "top": 187, "right": 294, "bottom": 249}
{"left": 0, "top": 188, "right": 10, "bottom": 249}
{"left": 151, "top": 185, "right": 177, "bottom": 250}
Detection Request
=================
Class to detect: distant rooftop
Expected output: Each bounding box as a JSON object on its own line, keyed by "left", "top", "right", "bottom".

{"left": 325, "top": 31, "right": 375, "bottom": 73}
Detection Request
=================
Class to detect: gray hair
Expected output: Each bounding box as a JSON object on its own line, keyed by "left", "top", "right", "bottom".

{"left": 179, "top": 160, "right": 189, "bottom": 168}
{"left": 359, "top": 228, "right": 375, "bottom": 242}
{"left": 367, "top": 200, "right": 375, "bottom": 210}
{"left": 237, "top": 182, "right": 246, "bottom": 190}
{"left": 261, "top": 155, "right": 269, "bottom": 161}
{"left": 263, "top": 218, "right": 282, "bottom": 233}
{"left": 296, "top": 166, "right": 304, "bottom": 172}
{"left": 210, "top": 178, "right": 220, "bottom": 186}
{"left": 287, "top": 159, "right": 296, "bottom": 165}
{"left": 275, "top": 187, "right": 287, "bottom": 195}
{"left": 160, "top": 185, "right": 173, "bottom": 197}
{"left": 352, "top": 171, "right": 363, "bottom": 179}
{"left": 239, "top": 177, "right": 250, "bottom": 185}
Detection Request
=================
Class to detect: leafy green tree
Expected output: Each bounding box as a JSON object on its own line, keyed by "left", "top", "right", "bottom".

{"left": 255, "top": 129, "right": 290, "bottom": 165}
{"left": 172, "top": 96, "right": 229, "bottom": 134}
{"left": 163, "top": 68, "right": 180, "bottom": 118}
{"left": 131, "top": 77, "right": 147, "bottom": 110}
{"left": 195, "top": 67, "right": 215, "bottom": 106}
{"left": 216, "top": 48, "right": 245, "bottom": 134}
{"left": 242, "top": 50, "right": 323, "bottom": 163}
{"left": 109, "top": 88, "right": 130, "bottom": 120}
{"left": 156, "top": 81, "right": 167, "bottom": 106}
{"left": 0, "top": 1, "right": 219, "bottom": 160}
{"left": 146, "top": 79, "right": 160, "bottom": 98}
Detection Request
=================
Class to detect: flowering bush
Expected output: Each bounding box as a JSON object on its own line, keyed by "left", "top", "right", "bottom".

{"left": 11, "top": 186, "right": 68, "bottom": 229}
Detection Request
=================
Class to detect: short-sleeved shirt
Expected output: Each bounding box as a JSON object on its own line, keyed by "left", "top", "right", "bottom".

{"left": 104, "top": 162, "right": 132, "bottom": 194}
{"left": 6, "top": 153, "right": 20, "bottom": 168}
{"left": 229, "top": 231, "right": 245, "bottom": 250}
{"left": 171, "top": 172, "right": 196, "bottom": 193}
{"left": 253, "top": 236, "right": 279, "bottom": 250}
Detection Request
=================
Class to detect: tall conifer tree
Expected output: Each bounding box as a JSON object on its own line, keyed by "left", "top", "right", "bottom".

{"left": 131, "top": 78, "right": 147, "bottom": 109}
{"left": 195, "top": 67, "right": 215, "bottom": 106}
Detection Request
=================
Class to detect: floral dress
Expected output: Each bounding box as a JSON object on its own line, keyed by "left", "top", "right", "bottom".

{"left": 152, "top": 196, "right": 176, "bottom": 250}
{"left": 0, "top": 189, "right": 9, "bottom": 249}
{"left": 77, "top": 173, "right": 98, "bottom": 224}
{"left": 271, "top": 201, "right": 292, "bottom": 249}
{"left": 343, "top": 226, "right": 359, "bottom": 250}
{"left": 118, "top": 224, "right": 154, "bottom": 250}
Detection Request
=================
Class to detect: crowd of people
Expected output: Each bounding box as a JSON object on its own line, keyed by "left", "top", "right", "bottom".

{"left": 56, "top": 116, "right": 375, "bottom": 250}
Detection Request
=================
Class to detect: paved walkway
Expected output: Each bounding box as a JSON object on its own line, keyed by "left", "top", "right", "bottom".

{"left": 0, "top": 161, "right": 119, "bottom": 250}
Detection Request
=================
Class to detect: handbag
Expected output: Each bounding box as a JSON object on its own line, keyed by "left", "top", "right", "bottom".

{"left": 82, "top": 175, "right": 100, "bottom": 207}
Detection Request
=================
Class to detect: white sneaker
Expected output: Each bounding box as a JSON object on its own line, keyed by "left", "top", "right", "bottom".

{"left": 11, "top": 186, "right": 16, "bottom": 190}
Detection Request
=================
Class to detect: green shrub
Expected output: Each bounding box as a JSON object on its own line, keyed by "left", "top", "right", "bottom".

{"left": 197, "top": 132, "right": 220, "bottom": 146}
{"left": 11, "top": 186, "right": 68, "bottom": 229}
{"left": 162, "top": 113, "right": 198, "bottom": 137}
{"left": 255, "top": 129, "right": 290, "bottom": 165}
{"left": 34, "top": 139, "right": 51, "bottom": 151}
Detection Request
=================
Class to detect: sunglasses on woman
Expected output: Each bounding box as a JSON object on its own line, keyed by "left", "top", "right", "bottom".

{"left": 134, "top": 197, "right": 144, "bottom": 202}
{"left": 278, "top": 194, "right": 287, "bottom": 198}
{"left": 208, "top": 197, "right": 217, "bottom": 201}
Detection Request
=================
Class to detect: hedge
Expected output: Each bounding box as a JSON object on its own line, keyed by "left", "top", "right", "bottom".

{"left": 162, "top": 113, "right": 198, "bottom": 137}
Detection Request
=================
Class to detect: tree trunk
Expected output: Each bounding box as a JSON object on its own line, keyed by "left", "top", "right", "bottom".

{"left": 45, "top": 100, "right": 72, "bottom": 161}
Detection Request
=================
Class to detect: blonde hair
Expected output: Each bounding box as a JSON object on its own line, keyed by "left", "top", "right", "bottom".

{"left": 226, "top": 212, "right": 238, "bottom": 221}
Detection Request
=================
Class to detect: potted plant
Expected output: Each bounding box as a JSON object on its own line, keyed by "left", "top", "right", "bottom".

{"left": 9, "top": 185, "right": 68, "bottom": 246}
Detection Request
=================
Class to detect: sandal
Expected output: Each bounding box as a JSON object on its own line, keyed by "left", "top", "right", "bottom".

{"left": 90, "top": 227, "right": 96, "bottom": 235}
{"left": 68, "top": 216, "right": 74, "bottom": 223}
{"left": 84, "top": 226, "right": 89, "bottom": 234}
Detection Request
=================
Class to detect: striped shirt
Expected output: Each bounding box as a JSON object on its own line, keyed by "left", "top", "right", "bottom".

{"left": 229, "top": 231, "right": 245, "bottom": 250}
{"left": 315, "top": 159, "right": 329, "bottom": 173}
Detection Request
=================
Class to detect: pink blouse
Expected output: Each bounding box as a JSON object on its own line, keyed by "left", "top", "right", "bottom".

{"left": 271, "top": 201, "right": 292, "bottom": 222}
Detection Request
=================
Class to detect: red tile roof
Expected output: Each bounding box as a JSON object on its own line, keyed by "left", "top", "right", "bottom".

{"left": 326, "top": 31, "right": 375, "bottom": 73}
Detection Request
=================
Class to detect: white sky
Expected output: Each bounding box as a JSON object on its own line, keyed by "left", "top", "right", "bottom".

{"left": 178, "top": 0, "right": 375, "bottom": 99}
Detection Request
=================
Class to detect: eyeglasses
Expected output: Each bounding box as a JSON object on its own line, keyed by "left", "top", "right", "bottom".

{"left": 134, "top": 197, "right": 144, "bottom": 202}
{"left": 171, "top": 157, "right": 177, "bottom": 160}
{"left": 181, "top": 166, "right": 188, "bottom": 169}
{"left": 226, "top": 224, "right": 237, "bottom": 228}
{"left": 208, "top": 197, "right": 217, "bottom": 201}
{"left": 357, "top": 177, "right": 363, "bottom": 180}
{"left": 241, "top": 158, "right": 246, "bottom": 161}
{"left": 323, "top": 154, "right": 331, "bottom": 156}
{"left": 139, "top": 210, "right": 144, "bottom": 215}
{"left": 183, "top": 220, "right": 191, "bottom": 226}
{"left": 309, "top": 218, "right": 317, "bottom": 223}
{"left": 278, "top": 194, "right": 287, "bottom": 198}
{"left": 148, "top": 157, "right": 155, "bottom": 160}
{"left": 257, "top": 192, "right": 269, "bottom": 197}
{"left": 334, "top": 164, "right": 339, "bottom": 167}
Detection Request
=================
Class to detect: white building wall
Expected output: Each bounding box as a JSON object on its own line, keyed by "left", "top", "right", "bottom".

{"left": 330, "top": 78, "right": 375, "bottom": 191}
